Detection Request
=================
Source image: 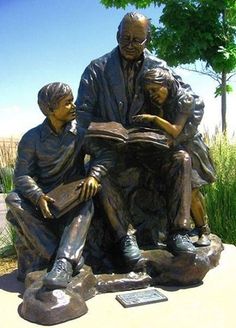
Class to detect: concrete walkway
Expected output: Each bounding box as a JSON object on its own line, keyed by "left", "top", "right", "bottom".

{"left": 0, "top": 244, "right": 235, "bottom": 328}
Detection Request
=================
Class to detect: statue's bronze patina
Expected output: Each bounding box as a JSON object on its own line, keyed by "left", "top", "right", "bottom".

{"left": 76, "top": 12, "right": 199, "bottom": 257}
{"left": 5, "top": 12, "right": 222, "bottom": 325}
{"left": 133, "top": 67, "right": 216, "bottom": 246}
{"left": 6, "top": 82, "right": 115, "bottom": 287}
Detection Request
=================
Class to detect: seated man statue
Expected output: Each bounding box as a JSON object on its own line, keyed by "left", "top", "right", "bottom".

{"left": 6, "top": 82, "right": 114, "bottom": 289}
{"left": 76, "top": 12, "right": 200, "bottom": 260}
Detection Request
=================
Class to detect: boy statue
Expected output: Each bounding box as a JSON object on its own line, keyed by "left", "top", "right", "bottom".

{"left": 6, "top": 82, "right": 114, "bottom": 289}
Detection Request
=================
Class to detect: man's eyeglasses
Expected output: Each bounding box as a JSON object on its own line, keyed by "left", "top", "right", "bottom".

{"left": 119, "top": 36, "right": 147, "bottom": 47}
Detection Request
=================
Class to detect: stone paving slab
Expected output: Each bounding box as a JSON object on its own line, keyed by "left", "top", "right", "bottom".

{"left": 0, "top": 244, "right": 236, "bottom": 328}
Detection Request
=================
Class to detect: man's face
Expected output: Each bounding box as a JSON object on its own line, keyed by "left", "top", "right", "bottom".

{"left": 145, "top": 83, "right": 169, "bottom": 105}
{"left": 52, "top": 93, "right": 76, "bottom": 123}
{"left": 118, "top": 18, "right": 148, "bottom": 61}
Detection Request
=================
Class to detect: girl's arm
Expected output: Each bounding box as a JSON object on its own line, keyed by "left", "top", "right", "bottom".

{"left": 133, "top": 113, "right": 188, "bottom": 139}
{"left": 152, "top": 113, "right": 188, "bottom": 138}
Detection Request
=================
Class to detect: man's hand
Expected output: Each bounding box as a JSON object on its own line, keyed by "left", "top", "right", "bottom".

{"left": 132, "top": 114, "right": 156, "bottom": 123}
{"left": 38, "top": 194, "right": 55, "bottom": 219}
{"left": 77, "top": 176, "right": 100, "bottom": 203}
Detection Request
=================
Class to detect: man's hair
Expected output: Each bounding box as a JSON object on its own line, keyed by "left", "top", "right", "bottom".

{"left": 117, "top": 12, "right": 152, "bottom": 42}
{"left": 143, "top": 68, "right": 175, "bottom": 89}
{"left": 38, "top": 82, "right": 72, "bottom": 116}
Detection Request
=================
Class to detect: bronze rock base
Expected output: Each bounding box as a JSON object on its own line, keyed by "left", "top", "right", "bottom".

{"left": 20, "top": 234, "right": 223, "bottom": 325}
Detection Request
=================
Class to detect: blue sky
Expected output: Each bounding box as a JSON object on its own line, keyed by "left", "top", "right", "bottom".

{"left": 0, "top": 0, "right": 235, "bottom": 138}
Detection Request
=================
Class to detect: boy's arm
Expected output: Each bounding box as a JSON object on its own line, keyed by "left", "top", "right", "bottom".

{"left": 14, "top": 133, "right": 44, "bottom": 205}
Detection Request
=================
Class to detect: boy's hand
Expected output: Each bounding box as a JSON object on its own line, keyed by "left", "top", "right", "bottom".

{"left": 38, "top": 195, "right": 55, "bottom": 219}
{"left": 78, "top": 176, "right": 100, "bottom": 202}
{"left": 132, "top": 114, "right": 155, "bottom": 123}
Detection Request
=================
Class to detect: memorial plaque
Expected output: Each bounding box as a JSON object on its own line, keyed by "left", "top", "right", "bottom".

{"left": 116, "top": 288, "right": 168, "bottom": 308}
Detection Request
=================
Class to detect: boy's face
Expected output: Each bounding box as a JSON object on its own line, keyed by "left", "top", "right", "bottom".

{"left": 52, "top": 93, "right": 76, "bottom": 123}
{"left": 145, "top": 83, "right": 169, "bottom": 105}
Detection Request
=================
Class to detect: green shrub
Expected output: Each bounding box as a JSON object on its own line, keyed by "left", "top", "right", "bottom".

{"left": 204, "top": 134, "right": 236, "bottom": 244}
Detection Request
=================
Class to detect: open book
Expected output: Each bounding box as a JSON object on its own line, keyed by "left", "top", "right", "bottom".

{"left": 46, "top": 179, "right": 84, "bottom": 218}
{"left": 85, "top": 121, "right": 171, "bottom": 149}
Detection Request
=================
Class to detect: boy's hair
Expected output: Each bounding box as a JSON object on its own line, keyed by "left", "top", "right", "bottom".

{"left": 38, "top": 82, "right": 72, "bottom": 116}
{"left": 143, "top": 68, "right": 175, "bottom": 90}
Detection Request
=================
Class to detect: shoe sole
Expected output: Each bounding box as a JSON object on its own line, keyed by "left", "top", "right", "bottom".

{"left": 42, "top": 278, "right": 70, "bottom": 290}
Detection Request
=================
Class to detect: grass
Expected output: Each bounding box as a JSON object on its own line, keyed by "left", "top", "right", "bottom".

{"left": 0, "top": 138, "right": 17, "bottom": 193}
{"left": 0, "top": 138, "right": 18, "bottom": 260}
{"left": 204, "top": 134, "right": 236, "bottom": 244}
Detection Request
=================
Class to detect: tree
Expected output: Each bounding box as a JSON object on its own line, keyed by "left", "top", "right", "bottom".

{"left": 101, "top": 0, "right": 236, "bottom": 133}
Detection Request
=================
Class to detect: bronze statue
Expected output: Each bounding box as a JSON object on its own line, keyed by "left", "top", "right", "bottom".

{"left": 5, "top": 82, "right": 114, "bottom": 288}
{"left": 76, "top": 12, "right": 203, "bottom": 256}
{"left": 133, "top": 68, "right": 216, "bottom": 246}
{"left": 3, "top": 12, "right": 223, "bottom": 326}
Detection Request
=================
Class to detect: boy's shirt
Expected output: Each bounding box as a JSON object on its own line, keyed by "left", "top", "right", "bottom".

{"left": 14, "top": 119, "right": 114, "bottom": 205}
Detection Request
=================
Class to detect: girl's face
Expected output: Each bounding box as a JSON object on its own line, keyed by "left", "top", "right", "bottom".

{"left": 145, "top": 83, "right": 169, "bottom": 105}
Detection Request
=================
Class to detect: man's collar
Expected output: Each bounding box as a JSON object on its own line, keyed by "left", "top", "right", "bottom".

{"left": 40, "top": 119, "right": 77, "bottom": 141}
{"left": 118, "top": 48, "right": 144, "bottom": 69}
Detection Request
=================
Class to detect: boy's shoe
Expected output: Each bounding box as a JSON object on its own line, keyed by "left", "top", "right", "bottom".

{"left": 43, "top": 258, "right": 73, "bottom": 289}
{"left": 195, "top": 234, "right": 211, "bottom": 247}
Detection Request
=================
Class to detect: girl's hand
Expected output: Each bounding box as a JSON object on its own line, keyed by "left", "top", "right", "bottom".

{"left": 132, "top": 114, "right": 156, "bottom": 123}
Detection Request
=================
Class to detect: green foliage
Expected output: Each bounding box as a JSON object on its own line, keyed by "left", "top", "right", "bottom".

{"left": 0, "top": 139, "right": 17, "bottom": 193}
{"left": 0, "top": 167, "right": 14, "bottom": 193}
{"left": 101, "top": 0, "right": 160, "bottom": 9}
{"left": 100, "top": 0, "right": 236, "bottom": 132}
{"left": 101, "top": 0, "right": 236, "bottom": 72}
{"left": 204, "top": 134, "right": 236, "bottom": 244}
{"left": 214, "top": 83, "right": 233, "bottom": 97}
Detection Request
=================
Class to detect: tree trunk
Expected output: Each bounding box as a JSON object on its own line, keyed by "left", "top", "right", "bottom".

{"left": 221, "top": 71, "right": 227, "bottom": 133}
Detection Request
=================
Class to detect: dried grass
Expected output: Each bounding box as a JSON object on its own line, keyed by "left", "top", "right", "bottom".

{"left": 0, "top": 257, "right": 17, "bottom": 276}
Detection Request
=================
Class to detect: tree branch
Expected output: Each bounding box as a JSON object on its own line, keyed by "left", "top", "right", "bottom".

{"left": 179, "top": 65, "right": 221, "bottom": 83}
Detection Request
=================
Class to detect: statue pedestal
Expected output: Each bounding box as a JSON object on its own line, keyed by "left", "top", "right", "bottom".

{"left": 20, "top": 234, "right": 223, "bottom": 325}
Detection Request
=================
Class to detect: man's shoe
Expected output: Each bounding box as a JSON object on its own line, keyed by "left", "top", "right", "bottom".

{"left": 119, "top": 234, "right": 141, "bottom": 265}
{"left": 167, "top": 232, "right": 196, "bottom": 255}
{"left": 43, "top": 258, "right": 73, "bottom": 289}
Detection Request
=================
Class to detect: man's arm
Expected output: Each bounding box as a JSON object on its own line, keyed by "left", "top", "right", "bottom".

{"left": 77, "top": 139, "right": 116, "bottom": 202}
{"left": 75, "top": 64, "right": 99, "bottom": 128}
